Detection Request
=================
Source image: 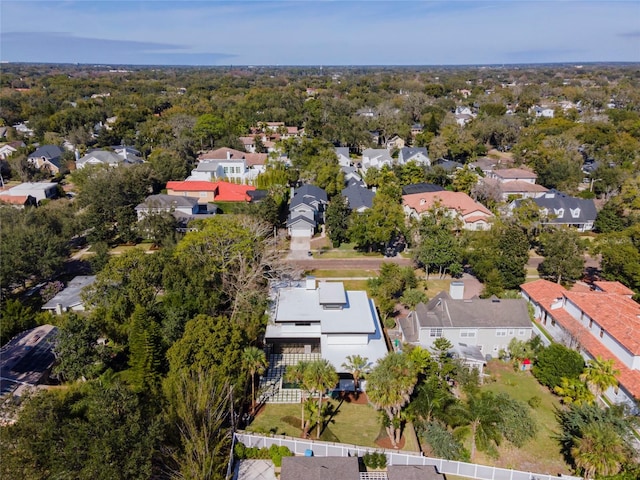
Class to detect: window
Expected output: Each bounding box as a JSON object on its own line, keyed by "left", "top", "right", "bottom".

{"left": 199, "top": 192, "right": 207, "bottom": 197}
{"left": 554, "top": 208, "right": 565, "bottom": 218}
{"left": 570, "top": 207, "right": 581, "bottom": 218}
{"left": 551, "top": 319, "right": 556, "bottom": 327}
{"left": 496, "top": 329, "right": 507, "bottom": 337}
{"left": 508, "top": 329, "right": 514, "bottom": 336}
{"left": 223, "top": 167, "right": 229, "bottom": 174}
{"left": 518, "top": 329, "right": 526, "bottom": 336}
{"left": 460, "top": 329, "right": 476, "bottom": 338}
{"left": 430, "top": 328, "right": 443, "bottom": 338}
{"left": 600, "top": 328, "right": 604, "bottom": 338}
{"left": 589, "top": 319, "right": 593, "bottom": 329}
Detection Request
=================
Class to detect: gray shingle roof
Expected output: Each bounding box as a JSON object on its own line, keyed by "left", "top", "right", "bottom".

{"left": 341, "top": 184, "right": 375, "bottom": 210}
{"left": 281, "top": 456, "right": 359, "bottom": 480}
{"left": 526, "top": 189, "right": 597, "bottom": 225}
{"left": 42, "top": 276, "right": 96, "bottom": 311}
{"left": 136, "top": 194, "right": 199, "bottom": 210}
{"left": 401, "top": 182, "right": 445, "bottom": 195}
{"left": 414, "top": 291, "right": 531, "bottom": 329}
{"left": 293, "top": 184, "right": 328, "bottom": 203}
{"left": 29, "top": 144, "right": 63, "bottom": 160}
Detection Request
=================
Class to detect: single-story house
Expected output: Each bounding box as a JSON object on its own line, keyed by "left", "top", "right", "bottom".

{"left": 42, "top": 275, "right": 97, "bottom": 314}
{"left": 361, "top": 148, "right": 393, "bottom": 173}
{"left": 335, "top": 147, "right": 351, "bottom": 167}
{"left": 76, "top": 149, "right": 143, "bottom": 169}
{"left": 265, "top": 279, "right": 388, "bottom": 372}
{"left": 0, "top": 182, "right": 58, "bottom": 203}
{"left": 166, "top": 180, "right": 256, "bottom": 204}
{"left": 0, "top": 141, "right": 25, "bottom": 160}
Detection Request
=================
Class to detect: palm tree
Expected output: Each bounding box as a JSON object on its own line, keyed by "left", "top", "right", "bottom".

{"left": 241, "top": 347, "right": 268, "bottom": 414}
{"left": 459, "top": 392, "right": 503, "bottom": 461}
{"left": 366, "top": 352, "right": 419, "bottom": 448}
{"left": 554, "top": 377, "right": 595, "bottom": 406}
{"left": 580, "top": 356, "right": 620, "bottom": 398}
{"left": 341, "top": 355, "right": 370, "bottom": 394}
{"left": 304, "top": 359, "right": 338, "bottom": 439}
{"left": 571, "top": 422, "right": 627, "bottom": 478}
{"left": 285, "top": 361, "right": 311, "bottom": 434}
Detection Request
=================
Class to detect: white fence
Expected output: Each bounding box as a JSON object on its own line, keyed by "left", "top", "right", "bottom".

{"left": 235, "top": 432, "right": 582, "bottom": 480}
{"left": 531, "top": 324, "right": 553, "bottom": 346}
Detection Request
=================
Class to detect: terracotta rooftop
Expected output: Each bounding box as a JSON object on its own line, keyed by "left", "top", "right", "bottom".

{"left": 402, "top": 191, "right": 492, "bottom": 218}
{"left": 492, "top": 168, "right": 537, "bottom": 180}
{"left": 166, "top": 180, "right": 218, "bottom": 192}
{"left": 536, "top": 307, "right": 640, "bottom": 399}
{"left": 484, "top": 178, "right": 548, "bottom": 193}
{"left": 210, "top": 181, "right": 256, "bottom": 202}
{"left": 197, "top": 147, "right": 267, "bottom": 166}
{"left": 594, "top": 281, "right": 635, "bottom": 297}
{"left": 564, "top": 290, "right": 640, "bottom": 355}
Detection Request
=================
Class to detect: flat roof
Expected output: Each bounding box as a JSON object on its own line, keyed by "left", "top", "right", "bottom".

{"left": 275, "top": 285, "right": 376, "bottom": 334}
{"left": 318, "top": 282, "right": 347, "bottom": 305}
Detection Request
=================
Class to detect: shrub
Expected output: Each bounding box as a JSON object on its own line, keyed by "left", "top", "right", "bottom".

{"left": 363, "top": 452, "right": 387, "bottom": 469}
{"left": 532, "top": 343, "right": 585, "bottom": 389}
{"left": 528, "top": 396, "right": 541, "bottom": 409}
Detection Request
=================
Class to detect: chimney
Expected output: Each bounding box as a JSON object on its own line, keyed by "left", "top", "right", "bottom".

{"left": 55, "top": 303, "right": 63, "bottom": 315}
{"left": 450, "top": 281, "right": 464, "bottom": 300}
{"left": 227, "top": 151, "right": 231, "bottom": 160}
{"left": 74, "top": 148, "right": 80, "bottom": 162}
{"left": 306, "top": 277, "right": 316, "bottom": 290}
{"left": 123, "top": 147, "right": 128, "bottom": 160}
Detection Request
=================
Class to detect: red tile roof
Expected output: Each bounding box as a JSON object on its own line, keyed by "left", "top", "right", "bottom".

{"left": 522, "top": 278, "right": 640, "bottom": 399}
{"left": 594, "top": 281, "right": 635, "bottom": 297}
{"left": 166, "top": 180, "right": 218, "bottom": 192}
{"left": 534, "top": 309, "right": 640, "bottom": 399}
{"left": 0, "top": 194, "right": 30, "bottom": 205}
{"left": 563, "top": 291, "right": 640, "bottom": 355}
{"left": 211, "top": 181, "right": 256, "bottom": 202}
{"left": 402, "top": 191, "right": 492, "bottom": 221}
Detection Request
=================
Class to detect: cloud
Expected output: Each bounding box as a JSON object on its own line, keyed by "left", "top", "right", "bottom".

{"left": 0, "top": 31, "right": 236, "bottom": 65}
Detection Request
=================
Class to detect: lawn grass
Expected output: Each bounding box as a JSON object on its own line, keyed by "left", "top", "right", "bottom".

{"left": 477, "top": 360, "right": 571, "bottom": 474}
{"left": 313, "top": 244, "right": 383, "bottom": 259}
{"left": 109, "top": 243, "right": 154, "bottom": 253}
{"left": 248, "top": 400, "right": 383, "bottom": 448}
{"left": 308, "top": 269, "right": 377, "bottom": 278}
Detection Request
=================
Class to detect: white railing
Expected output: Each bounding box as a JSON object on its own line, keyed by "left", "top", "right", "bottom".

{"left": 235, "top": 432, "right": 582, "bottom": 480}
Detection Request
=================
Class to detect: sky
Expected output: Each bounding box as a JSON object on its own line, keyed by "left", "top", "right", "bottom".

{"left": 1, "top": 1, "right": 639, "bottom": 66}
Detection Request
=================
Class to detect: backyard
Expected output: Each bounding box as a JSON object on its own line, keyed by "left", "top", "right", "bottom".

{"left": 476, "top": 360, "right": 571, "bottom": 475}
{"left": 248, "top": 396, "right": 420, "bottom": 452}
{"left": 249, "top": 361, "right": 573, "bottom": 476}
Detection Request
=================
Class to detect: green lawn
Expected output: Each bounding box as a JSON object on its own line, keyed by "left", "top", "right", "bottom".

{"left": 478, "top": 360, "right": 571, "bottom": 474}
{"left": 308, "top": 269, "right": 377, "bottom": 278}
{"left": 109, "top": 243, "right": 154, "bottom": 254}
{"left": 313, "top": 244, "right": 383, "bottom": 259}
{"left": 248, "top": 400, "right": 383, "bottom": 448}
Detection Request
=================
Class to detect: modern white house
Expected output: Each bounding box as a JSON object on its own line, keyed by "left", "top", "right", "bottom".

{"left": 264, "top": 279, "right": 388, "bottom": 372}
{"left": 361, "top": 148, "right": 393, "bottom": 173}
{"left": 521, "top": 279, "right": 640, "bottom": 411}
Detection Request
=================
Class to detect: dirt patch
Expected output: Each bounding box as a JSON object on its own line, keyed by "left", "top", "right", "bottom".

{"left": 375, "top": 430, "right": 406, "bottom": 450}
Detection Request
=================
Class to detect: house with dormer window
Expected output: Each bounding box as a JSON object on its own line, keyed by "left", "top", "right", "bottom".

{"left": 511, "top": 189, "right": 596, "bottom": 231}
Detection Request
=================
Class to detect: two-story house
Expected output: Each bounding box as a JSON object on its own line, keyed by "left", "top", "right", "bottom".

{"left": 27, "top": 145, "right": 64, "bottom": 175}
{"left": 287, "top": 184, "right": 328, "bottom": 238}
{"left": 399, "top": 282, "right": 532, "bottom": 365}
{"left": 403, "top": 190, "right": 493, "bottom": 230}
{"left": 521, "top": 279, "right": 640, "bottom": 409}
{"left": 264, "top": 278, "right": 388, "bottom": 372}
{"left": 511, "top": 190, "right": 597, "bottom": 232}
{"left": 193, "top": 148, "right": 268, "bottom": 184}
{"left": 398, "top": 147, "right": 431, "bottom": 167}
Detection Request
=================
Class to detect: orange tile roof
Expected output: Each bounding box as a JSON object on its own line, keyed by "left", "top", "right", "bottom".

{"left": 211, "top": 181, "right": 255, "bottom": 202}
{"left": 520, "top": 279, "right": 567, "bottom": 306}
{"left": 563, "top": 291, "right": 640, "bottom": 355}
{"left": 402, "top": 191, "right": 492, "bottom": 220}
{"left": 0, "top": 195, "right": 30, "bottom": 205}
{"left": 523, "top": 278, "right": 640, "bottom": 399}
{"left": 594, "top": 281, "right": 635, "bottom": 297}
{"left": 197, "top": 147, "right": 267, "bottom": 167}
{"left": 166, "top": 180, "right": 218, "bottom": 192}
